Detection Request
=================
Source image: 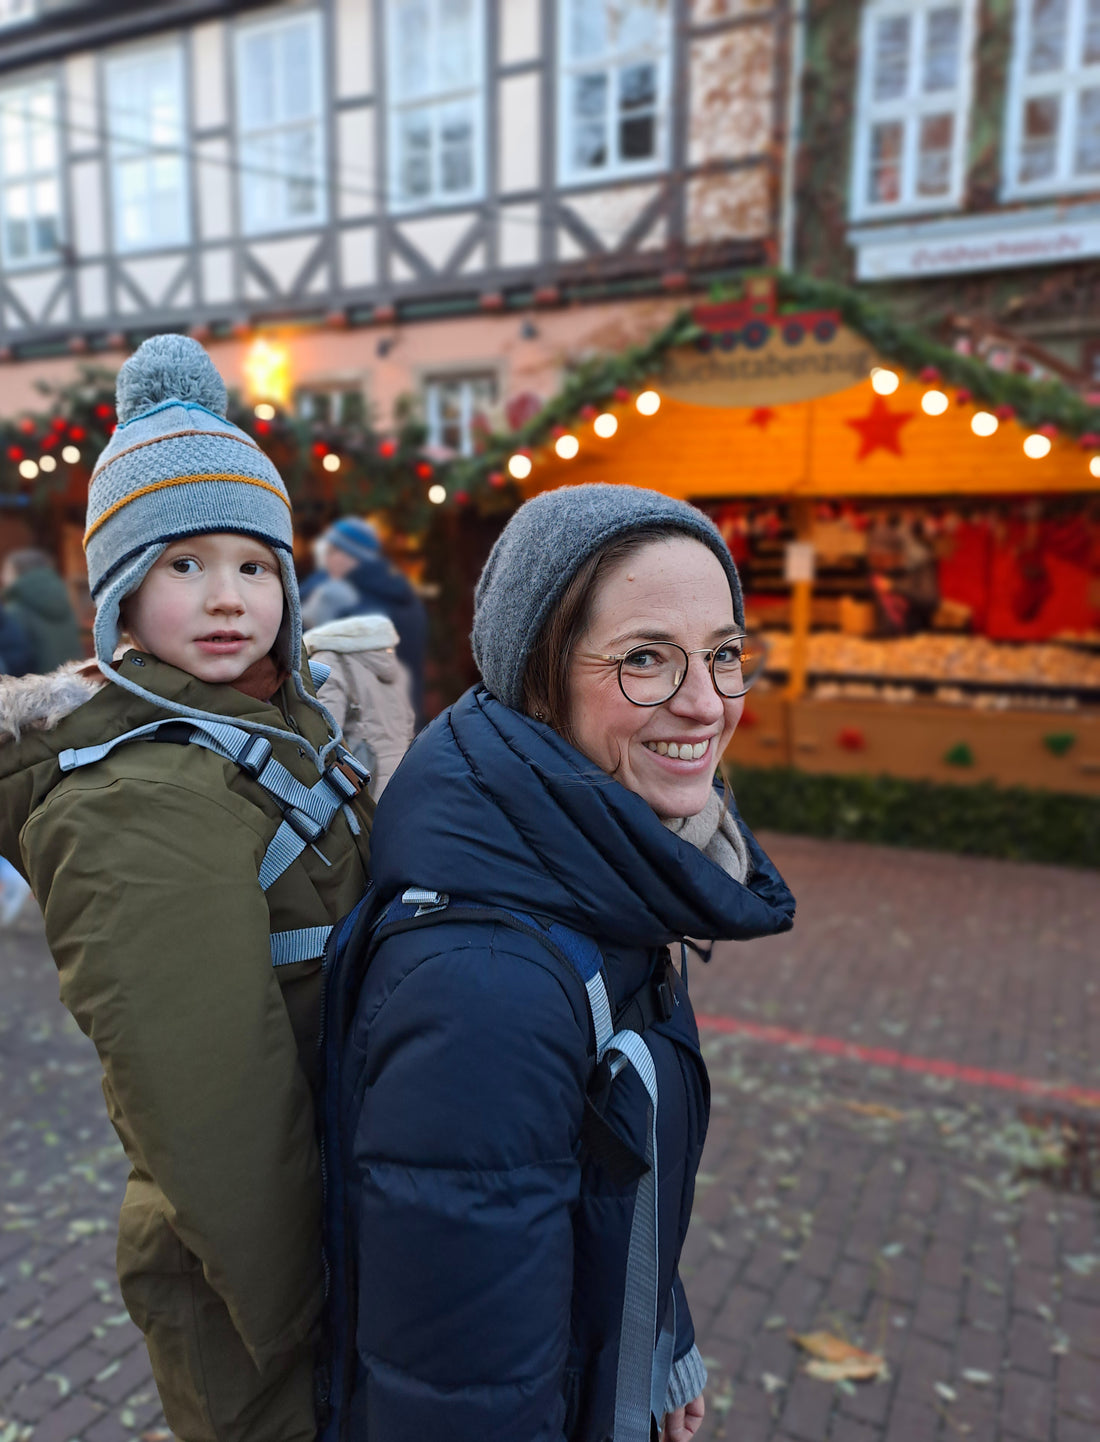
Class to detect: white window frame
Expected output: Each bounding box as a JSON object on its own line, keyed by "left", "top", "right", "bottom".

{"left": 423, "top": 370, "right": 498, "bottom": 455}
{"left": 556, "top": 0, "right": 671, "bottom": 188}
{"left": 385, "top": 0, "right": 485, "bottom": 212}
{"left": 850, "top": 0, "right": 976, "bottom": 222}
{"left": 0, "top": 0, "right": 36, "bottom": 28}
{"left": 1003, "top": 0, "right": 1100, "bottom": 197}
{"left": 235, "top": 9, "right": 326, "bottom": 236}
{"left": 0, "top": 77, "right": 62, "bottom": 270}
{"left": 105, "top": 42, "right": 190, "bottom": 254}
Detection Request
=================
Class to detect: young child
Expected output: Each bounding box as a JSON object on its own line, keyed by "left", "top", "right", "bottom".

{"left": 0, "top": 335, "right": 372, "bottom": 1442}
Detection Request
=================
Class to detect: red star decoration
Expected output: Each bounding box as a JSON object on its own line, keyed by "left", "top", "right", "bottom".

{"left": 748, "top": 407, "right": 776, "bottom": 430}
{"left": 845, "top": 396, "right": 915, "bottom": 459}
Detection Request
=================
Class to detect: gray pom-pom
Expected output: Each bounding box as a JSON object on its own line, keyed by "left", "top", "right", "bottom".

{"left": 115, "top": 334, "right": 229, "bottom": 423}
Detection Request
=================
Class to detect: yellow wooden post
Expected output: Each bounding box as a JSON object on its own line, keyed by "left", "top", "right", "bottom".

{"left": 785, "top": 498, "right": 814, "bottom": 703}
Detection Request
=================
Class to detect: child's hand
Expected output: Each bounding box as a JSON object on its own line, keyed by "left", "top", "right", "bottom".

{"left": 662, "top": 1393, "right": 705, "bottom": 1441}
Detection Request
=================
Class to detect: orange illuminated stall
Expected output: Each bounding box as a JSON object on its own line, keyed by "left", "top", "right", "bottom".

{"left": 519, "top": 287, "right": 1100, "bottom": 796}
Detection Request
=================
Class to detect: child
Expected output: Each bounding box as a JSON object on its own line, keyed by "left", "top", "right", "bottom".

{"left": 303, "top": 611, "right": 416, "bottom": 797}
{"left": 0, "top": 335, "right": 372, "bottom": 1442}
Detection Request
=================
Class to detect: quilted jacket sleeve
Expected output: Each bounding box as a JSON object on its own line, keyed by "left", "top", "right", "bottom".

{"left": 349, "top": 925, "right": 590, "bottom": 1440}
{"left": 23, "top": 772, "right": 323, "bottom": 1371}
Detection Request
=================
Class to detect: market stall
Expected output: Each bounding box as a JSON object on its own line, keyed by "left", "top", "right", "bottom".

{"left": 518, "top": 279, "right": 1100, "bottom": 797}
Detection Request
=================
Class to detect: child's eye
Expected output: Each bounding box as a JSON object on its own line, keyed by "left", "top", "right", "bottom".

{"left": 240, "top": 561, "right": 270, "bottom": 576}
{"left": 170, "top": 557, "right": 199, "bottom": 574}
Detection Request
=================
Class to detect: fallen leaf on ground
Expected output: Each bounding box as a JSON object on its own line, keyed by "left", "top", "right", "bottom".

{"left": 791, "top": 1331, "right": 887, "bottom": 1382}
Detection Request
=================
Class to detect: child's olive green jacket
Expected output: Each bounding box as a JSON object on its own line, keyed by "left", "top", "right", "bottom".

{"left": 0, "top": 652, "right": 372, "bottom": 1374}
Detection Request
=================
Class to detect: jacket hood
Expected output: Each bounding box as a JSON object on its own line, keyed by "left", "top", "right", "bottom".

{"left": 6, "top": 567, "right": 76, "bottom": 622}
{"left": 304, "top": 613, "right": 399, "bottom": 654}
{"left": 0, "top": 660, "right": 103, "bottom": 743}
{"left": 371, "top": 686, "right": 795, "bottom": 948}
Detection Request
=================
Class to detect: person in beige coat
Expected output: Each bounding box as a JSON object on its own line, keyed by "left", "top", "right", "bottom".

{"left": 304, "top": 612, "right": 415, "bottom": 797}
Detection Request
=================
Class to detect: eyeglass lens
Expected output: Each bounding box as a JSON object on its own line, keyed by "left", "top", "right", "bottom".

{"left": 618, "top": 636, "right": 764, "bottom": 705}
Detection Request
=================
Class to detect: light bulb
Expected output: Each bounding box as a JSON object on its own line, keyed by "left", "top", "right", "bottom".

{"left": 62, "top": 445, "right": 80, "bottom": 463}
{"left": 18, "top": 459, "right": 38, "bottom": 480}
{"left": 322, "top": 453, "right": 341, "bottom": 472}
{"left": 428, "top": 484, "right": 447, "bottom": 504}
{"left": 507, "top": 453, "right": 532, "bottom": 480}
{"left": 1091, "top": 456, "right": 1100, "bottom": 478}
{"left": 921, "top": 389, "right": 948, "bottom": 416}
{"left": 870, "top": 367, "right": 900, "bottom": 395}
{"left": 554, "top": 434, "right": 579, "bottom": 459}
{"left": 253, "top": 402, "right": 276, "bottom": 420}
{"left": 594, "top": 412, "right": 618, "bottom": 438}
{"left": 39, "top": 454, "right": 57, "bottom": 472}
{"left": 1023, "top": 434, "right": 1051, "bottom": 459}
{"left": 971, "top": 411, "right": 998, "bottom": 437}
{"left": 635, "top": 390, "right": 661, "bottom": 416}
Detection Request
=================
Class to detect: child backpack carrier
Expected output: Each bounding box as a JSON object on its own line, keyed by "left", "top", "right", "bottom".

{"left": 317, "top": 885, "right": 685, "bottom": 1442}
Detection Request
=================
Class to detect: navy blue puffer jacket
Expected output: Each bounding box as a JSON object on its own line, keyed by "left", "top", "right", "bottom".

{"left": 339, "top": 687, "right": 795, "bottom": 1440}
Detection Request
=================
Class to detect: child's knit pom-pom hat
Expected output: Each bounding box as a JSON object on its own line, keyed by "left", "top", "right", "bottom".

{"left": 83, "top": 334, "right": 339, "bottom": 764}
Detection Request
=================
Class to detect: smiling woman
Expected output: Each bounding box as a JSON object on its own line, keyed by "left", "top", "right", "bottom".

{"left": 329, "top": 484, "right": 796, "bottom": 1442}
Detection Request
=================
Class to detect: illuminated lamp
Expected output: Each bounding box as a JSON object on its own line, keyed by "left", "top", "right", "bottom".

{"left": 921, "top": 390, "right": 949, "bottom": 416}
{"left": 428, "top": 484, "right": 447, "bottom": 504}
{"left": 970, "top": 411, "right": 998, "bottom": 437}
{"left": 594, "top": 413, "right": 618, "bottom": 438}
{"left": 870, "top": 367, "right": 900, "bottom": 396}
{"left": 508, "top": 453, "right": 533, "bottom": 480}
{"left": 322, "top": 453, "right": 341, "bottom": 472}
{"left": 1023, "top": 434, "right": 1051, "bottom": 459}
{"left": 635, "top": 390, "right": 661, "bottom": 415}
{"left": 554, "top": 434, "right": 579, "bottom": 459}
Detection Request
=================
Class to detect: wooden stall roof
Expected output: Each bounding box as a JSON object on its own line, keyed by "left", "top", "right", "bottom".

{"left": 524, "top": 372, "right": 1100, "bottom": 502}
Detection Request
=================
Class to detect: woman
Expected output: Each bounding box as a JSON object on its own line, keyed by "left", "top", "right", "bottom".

{"left": 335, "top": 484, "right": 796, "bottom": 1441}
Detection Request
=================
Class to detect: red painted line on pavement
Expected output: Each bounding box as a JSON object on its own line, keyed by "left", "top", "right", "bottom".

{"left": 696, "top": 1013, "right": 1100, "bottom": 1109}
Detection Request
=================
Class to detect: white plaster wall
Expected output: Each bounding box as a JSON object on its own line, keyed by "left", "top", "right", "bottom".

{"left": 197, "top": 137, "right": 233, "bottom": 239}
{"left": 192, "top": 21, "right": 227, "bottom": 128}
{"left": 64, "top": 54, "right": 98, "bottom": 156}
{"left": 78, "top": 264, "right": 107, "bottom": 318}
{"left": 691, "top": 0, "right": 772, "bottom": 20}
{"left": 202, "top": 247, "right": 234, "bottom": 304}
{"left": 499, "top": 202, "right": 540, "bottom": 267}
{"left": 686, "top": 167, "right": 769, "bottom": 243}
{"left": 688, "top": 24, "right": 775, "bottom": 168}
{"left": 566, "top": 183, "right": 663, "bottom": 251}
{"left": 70, "top": 160, "right": 105, "bottom": 257}
{"left": 500, "top": 0, "right": 540, "bottom": 65}
{"left": 334, "top": 0, "right": 373, "bottom": 98}
{"left": 498, "top": 74, "right": 540, "bottom": 194}
{"left": 340, "top": 226, "right": 377, "bottom": 287}
{"left": 338, "top": 107, "right": 376, "bottom": 218}
{"left": 397, "top": 212, "right": 478, "bottom": 271}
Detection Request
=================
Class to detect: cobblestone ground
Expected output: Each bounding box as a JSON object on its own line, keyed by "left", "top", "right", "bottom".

{"left": 1, "top": 835, "right": 1098, "bottom": 1442}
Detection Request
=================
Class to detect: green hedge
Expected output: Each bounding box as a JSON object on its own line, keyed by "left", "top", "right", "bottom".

{"left": 725, "top": 765, "right": 1100, "bottom": 869}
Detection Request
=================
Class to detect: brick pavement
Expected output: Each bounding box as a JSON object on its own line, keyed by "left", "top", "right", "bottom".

{"left": 1, "top": 835, "right": 1098, "bottom": 1441}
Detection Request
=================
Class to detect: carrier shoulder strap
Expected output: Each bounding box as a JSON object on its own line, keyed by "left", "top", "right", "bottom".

{"left": 58, "top": 713, "right": 369, "bottom": 969}
{"left": 367, "top": 889, "right": 668, "bottom": 1442}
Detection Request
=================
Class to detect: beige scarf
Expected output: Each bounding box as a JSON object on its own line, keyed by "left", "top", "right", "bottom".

{"left": 662, "top": 788, "right": 751, "bottom": 884}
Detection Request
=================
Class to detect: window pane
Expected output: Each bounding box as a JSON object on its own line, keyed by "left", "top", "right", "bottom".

{"left": 1076, "top": 86, "right": 1100, "bottom": 171}
{"left": 620, "top": 113, "right": 654, "bottom": 159}
{"left": 439, "top": 0, "right": 475, "bottom": 88}
{"left": 1085, "top": 0, "right": 1100, "bottom": 63}
{"left": 284, "top": 127, "right": 318, "bottom": 215}
{"left": 872, "top": 15, "right": 910, "bottom": 100}
{"left": 620, "top": 61, "right": 656, "bottom": 110}
{"left": 2, "top": 107, "right": 26, "bottom": 177}
{"left": 280, "top": 27, "right": 316, "bottom": 120}
{"left": 1020, "top": 93, "right": 1060, "bottom": 179}
{"left": 5, "top": 214, "right": 29, "bottom": 260}
{"left": 923, "top": 7, "right": 961, "bottom": 92}
{"left": 917, "top": 112, "right": 953, "bottom": 193}
{"left": 240, "top": 34, "right": 276, "bottom": 127}
{"left": 439, "top": 103, "right": 473, "bottom": 192}
{"left": 572, "top": 72, "right": 608, "bottom": 170}
{"left": 570, "top": 0, "right": 607, "bottom": 59}
{"left": 394, "top": 0, "right": 431, "bottom": 99}
{"left": 620, "top": 63, "right": 656, "bottom": 159}
{"left": 1027, "top": 0, "right": 1066, "bottom": 74}
{"left": 34, "top": 212, "right": 57, "bottom": 253}
{"left": 616, "top": 0, "right": 661, "bottom": 52}
{"left": 398, "top": 114, "right": 432, "bottom": 198}
{"left": 869, "top": 119, "right": 903, "bottom": 202}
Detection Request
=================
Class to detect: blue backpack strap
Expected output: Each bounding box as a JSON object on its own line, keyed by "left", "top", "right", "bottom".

{"left": 271, "top": 925, "right": 333, "bottom": 967}
{"left": 308, "top": 658, "right": 332, "bottom": 689}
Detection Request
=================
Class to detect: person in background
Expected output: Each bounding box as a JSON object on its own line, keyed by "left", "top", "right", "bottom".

{"left": 301, "top": 517, "right": 427, "bottom": 720}
{"left": 0, "top": 593, "right": 34, "bottom": 676}
{"left": 2, "top": 548, "right": 83, "bottom": 672}
{"left": 303, "top": 612, "right": 415, "bottom": 798}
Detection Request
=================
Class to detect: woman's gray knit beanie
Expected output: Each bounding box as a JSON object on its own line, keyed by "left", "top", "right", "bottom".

{"left": 472, "top": 483, "right": 744, "bottom": 710}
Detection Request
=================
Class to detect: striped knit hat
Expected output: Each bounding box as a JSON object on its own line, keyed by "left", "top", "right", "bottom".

{"left": 85, "top": 334, "right": 339, "bottom": 763}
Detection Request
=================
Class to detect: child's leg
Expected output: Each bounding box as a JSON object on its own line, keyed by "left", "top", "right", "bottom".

{"left": 117, "top": 1183, "right": 316, "bottom": 1442}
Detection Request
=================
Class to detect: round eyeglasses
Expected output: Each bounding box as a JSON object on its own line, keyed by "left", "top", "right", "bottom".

{"left": 583, "top": 633, "right": 767, "bottom": 707}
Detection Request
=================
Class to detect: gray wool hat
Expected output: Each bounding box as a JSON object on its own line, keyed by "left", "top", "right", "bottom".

{"left": 472, "top": 483, "right": 744, "bottom": 710}
{"left": 83, "top": 333, "right": 339, "bottom": 765}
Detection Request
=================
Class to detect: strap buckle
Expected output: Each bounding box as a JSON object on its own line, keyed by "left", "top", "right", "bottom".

{"left": 234, "top": 734, "right": 273, "bottom": 778}
{"left": 285, "top": 806, "right": 324, "bottom": 843}
{"left": 325, "top": 763, "right": 360, "bottom": 802}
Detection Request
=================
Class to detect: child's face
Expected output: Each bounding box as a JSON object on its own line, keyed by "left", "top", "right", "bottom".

{"left": 124, "top": 532, "right": 286, "bottom": 685}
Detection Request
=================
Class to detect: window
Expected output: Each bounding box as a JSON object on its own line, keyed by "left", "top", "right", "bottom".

{"left": 106, "top": 46, "right": 188, "bottom": 252}
{"left": 424, "top": 372, "right": 497, "bottom": 455}
{"left": 851, "top": 1, "right": 975, "bottom": 218}
{"left": 0, "top": 80, "right": 61, "bottom": 267}
{"left": 558, "top": 0, "right": 670, "bottom": 184}
{"left": 237, "top": 11, "right": 325, "bottom": 233}
{"left": 387, "top": 0, "right": 483, "bottom": 208}
{"left": 1005, "top": 0, "right": 1100, "bottom": 194}
{"left": 0, "top": 0, "right": 35, "bottom": 27}
{"left": 296, "top": 385, "right": 366, "bottom": 426}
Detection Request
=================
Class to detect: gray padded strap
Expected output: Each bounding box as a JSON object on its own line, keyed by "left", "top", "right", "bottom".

{"left": 605, "top": 1028, "right": 660, "bottom": 1442}
{"left": 270, "top": 926, "right": 333, "bottom": 967}
{"left": 308, "top": 658, "right": 331, "bottom": 688}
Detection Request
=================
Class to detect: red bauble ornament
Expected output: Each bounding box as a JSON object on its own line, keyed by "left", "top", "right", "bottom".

{"left": 955, "top": 389, "right": 972, "bottom": 406}
{"left": 69, "top": 425, "right": 86, "bottom": 441}
{"left": 1038, "top": 422, "right": 1058, "bottom": 439}
{"left": 311, "top": 441, "right": 327, "bottom": 457}
{"left": 51, "top": 416, "right": 66, "bottom": 432}
{"left": 94, "top": 403, "right": 114, "bottom": 420}
{"left": 255, "top": 419, "right": 271, "bottom": 435}
{"left": 579, "top": 404, "right": 597, "bottom": 421}
{"left": 454, "top": 490, "right": 470, "bottom": 506}
{"left": 613, "top": 386, "right": 631, "bottom": 404}
{"left": 378, "top": 438, "right": 397, "bottom": 459}
{"left": 7, "top": 445, "right": 24, "bottom": 462}
{"left": 995, "top": 404, "right": 1015, "bottom": 421}
{"left": 919, "top": 366, "right": 940, "bottom": 384}
{"left": 551, "top": 424, "right": 566, "bottom": 439}
{"left": 837, "top": 727, "right": 866, "bottom": 751}
{"left": 1079, "top": 431, "right": 1100, "bottom": 449}
{"left": 415, "top": 461, "right": 433, "bottom": 480}
{"left": 488, "top": 470, "right": 505, "bottom": 488}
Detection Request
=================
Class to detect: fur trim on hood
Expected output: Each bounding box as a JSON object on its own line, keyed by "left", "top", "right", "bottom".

{"left": 303, "top": 613, "right": 399, "bottom": 655}
{"left": 0, "top": 660, "right": 104, "bottom": 743}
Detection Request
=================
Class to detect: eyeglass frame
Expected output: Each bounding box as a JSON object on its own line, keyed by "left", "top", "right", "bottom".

{"left": 580, "top": 632, "right": 767, "bottom": 708}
